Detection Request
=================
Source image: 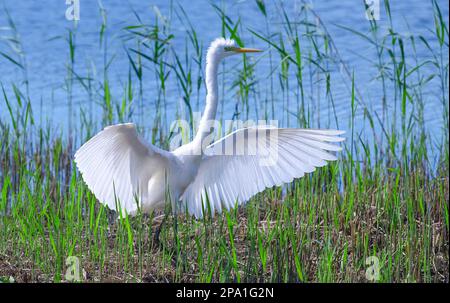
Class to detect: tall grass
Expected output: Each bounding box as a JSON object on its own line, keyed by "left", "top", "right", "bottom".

{"left": 0, "top": 0, "right": 448, "bottom": 282}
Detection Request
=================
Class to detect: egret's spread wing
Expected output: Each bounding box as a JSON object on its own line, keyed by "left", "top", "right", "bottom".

{"left": 74, "top": 123, "right": 171, "bottom": 215}
{"left": 182, "top": 127, "right": 345, "bottom": 218}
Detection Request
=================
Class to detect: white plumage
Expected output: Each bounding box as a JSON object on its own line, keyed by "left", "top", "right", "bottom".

{"left": 182, "top": 127, "right": 344, "bottom": 218}
{"left": 74, "top": 38, "right": 345, "bottom": 218}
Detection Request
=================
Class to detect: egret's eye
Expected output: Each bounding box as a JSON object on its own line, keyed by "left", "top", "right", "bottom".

{"left": 224, "top": 46, "right": 236, "bottom": 52}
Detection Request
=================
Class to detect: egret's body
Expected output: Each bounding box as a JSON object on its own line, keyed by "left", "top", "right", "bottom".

{"left": 74, "top": 38, "right": 345, "bottom": 218}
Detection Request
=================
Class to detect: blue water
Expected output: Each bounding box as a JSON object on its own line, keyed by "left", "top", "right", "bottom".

{"left": 0, "top": 0, "right": 448, "bottom": 151}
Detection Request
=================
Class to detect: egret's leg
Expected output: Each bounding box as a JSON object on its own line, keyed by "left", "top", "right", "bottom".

{"left": 152, "top": 214, "right": 166, "bottom": 247}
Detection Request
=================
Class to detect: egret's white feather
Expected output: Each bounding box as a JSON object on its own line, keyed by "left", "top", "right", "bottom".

{"left": 74, "top": 123, "right": 172, "bottom": 215}
{"left": 181, "top": 127, "right": 344, "bottom": 218}
{"left": 74, "top": 38, "right": 345, "bottom": 219}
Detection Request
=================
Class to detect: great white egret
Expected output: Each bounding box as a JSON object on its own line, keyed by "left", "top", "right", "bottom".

{"left": 74, "top": 37, "right": 345, "bottom": 218}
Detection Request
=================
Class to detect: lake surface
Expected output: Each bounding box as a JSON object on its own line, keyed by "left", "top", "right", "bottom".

{"left": 0, "top": 0, "right": 448, "bottom": 151}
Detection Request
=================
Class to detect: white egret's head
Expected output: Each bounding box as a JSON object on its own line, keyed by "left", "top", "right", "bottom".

{"left": 207, "top": 38, "right": 262, "bottom": 64}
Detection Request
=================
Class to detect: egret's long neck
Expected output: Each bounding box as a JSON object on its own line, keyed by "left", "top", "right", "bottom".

{"left": 193, "top": 54, "right": 220, "bottom": 147}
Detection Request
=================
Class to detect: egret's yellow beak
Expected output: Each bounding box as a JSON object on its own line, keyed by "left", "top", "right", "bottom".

{"left": 234, "top": 47, "right": 263, "bottom": 53}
